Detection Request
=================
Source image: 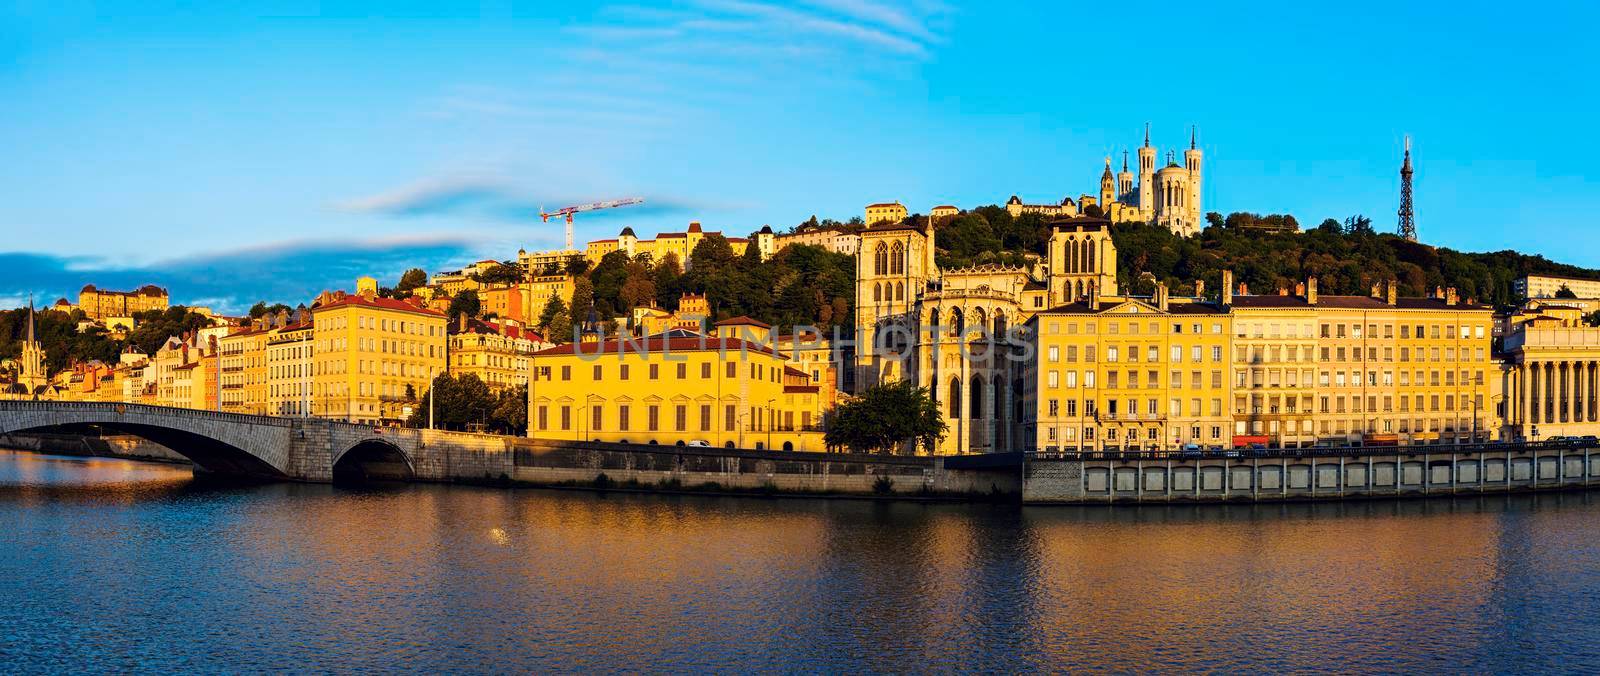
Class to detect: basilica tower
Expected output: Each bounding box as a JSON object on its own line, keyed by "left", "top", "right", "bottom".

{"left": 1184, "top": 125, "right": 1204, "bottom": 230}
{"left": 1137, "top": 123, "right": 1157, "bottom": 222}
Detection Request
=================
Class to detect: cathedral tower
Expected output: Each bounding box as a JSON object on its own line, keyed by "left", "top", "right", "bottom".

{"left": 1137, "top": 123, "right": 1157, "bottom": 222}
{"left": 1117, "top": 151, "right": 1134, "bottom": 201}
{"left": 18, "top": 295, "right": 47, "bottom": 396}
{"left": 1184, "top": 125, "right": 1204, "bottom": 230}
{"left": 1098, "top": 157, "right": 1115, "bottom": 208}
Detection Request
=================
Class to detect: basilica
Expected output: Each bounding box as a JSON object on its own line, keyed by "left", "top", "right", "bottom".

{"left": 1004, "top": 125, "right": 1204, "bottom": 237}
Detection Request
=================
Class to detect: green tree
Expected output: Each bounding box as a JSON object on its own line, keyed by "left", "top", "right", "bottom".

{"left": 396, "top": 268, "right": 429, "bottom": 294}
{"left": 473, "top": 262, "right": 522, "bottom": 286}
{"left": 538, "top": 295, "right": 567, "bottom": 329}
{"left": 447, "top": 290, "right": 480, "bottom": 320}
{"left": 570, "top": 277, "right": 595, "bottom": 326}
{"left": 1556, "top": 284, "right": 1579, "bottom": 299}
{"left": 406, "top": 373, "right": 496, "bottom": 431}
{"left": 824, "top": 380, "right": 946, "bottom": 455}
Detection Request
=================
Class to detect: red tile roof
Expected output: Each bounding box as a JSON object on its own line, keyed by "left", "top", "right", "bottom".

{"left": 714, "top": 316, "right": 772, "bottom": 329}
{"left": 314, "top": 294, "right": 445, "bottom": 317}
{"left": 530, "top": 335, "right": 783, "bottom": 358}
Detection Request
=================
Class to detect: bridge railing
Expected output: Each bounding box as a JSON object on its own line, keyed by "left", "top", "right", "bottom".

{"left": 0, "top": 400, "right": 294, "bottom": 427}
{"left": 1029, "top": 439, "right": 1599, "bottom": 462}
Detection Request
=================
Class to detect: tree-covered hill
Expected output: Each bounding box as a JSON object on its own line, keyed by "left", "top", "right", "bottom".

{"left": 930, "top": 207, "right": 1600, "bottom": 308}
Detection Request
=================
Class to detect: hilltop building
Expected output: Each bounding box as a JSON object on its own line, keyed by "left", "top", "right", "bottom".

{"left": 1003, "top": 125, "right": 1204, "bottom": 236}
{"left": 78, "top": 284, "right": 169, "bottom": 319}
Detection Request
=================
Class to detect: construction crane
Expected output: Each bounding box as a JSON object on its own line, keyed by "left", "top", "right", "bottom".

{"left": 540, "top": 197, "right": 646, "bottom": 250}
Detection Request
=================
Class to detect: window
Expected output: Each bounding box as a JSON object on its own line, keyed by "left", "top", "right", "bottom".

{"left": 648, "top": 405, "right": 660, "bottom": 431}
{"left": 701, "top": 363, "right": 711, "bottom": 378}
{"left": 560, "top": 406, "right": 571, "bottom": 431}
{"left": 677, "top": 363, "right": 688, "bottom": 379}
{"left": 592, "top": 405, "right": 603, "bottom": 430}
{"left": 561, "top": 365, "right": 571, "bottom": 381}
{"left": 621, "top": 364, "right": 630, "bottom": 380}
{"left": 675, "top": 405, "right": 687, "bottom": 431}
{"left": 593, "top": 364, "right": 603, "bottom": 380}
{"left": 650, "top": 364, "right": 660, "bottom": 379}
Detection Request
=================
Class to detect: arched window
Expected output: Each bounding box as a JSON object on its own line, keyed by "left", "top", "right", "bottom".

{"left": 928, "top": 308, "right": 941, "bottom": 334}
{"left": 1086, "top": 239, "right": 1096, "bottom": 272}
{"left": 1067, "top": 238, "right": 1078, "bottom": 273}
{"left": 970, "top": 375, "right": 984, "bottom": 419}
{"left": 1075, "top": 280, "right": 1084, "bottom": 300}
{"left": 948, "top": 377, "right": 962, "bottom": 419}
{"left": 874, "top": 242, "right": 888, "bottom": 276}
{"left": 994, "top": 313, "right": 1007, "bottom": 339}
{"left": 873, "top": 283, "right": 882, "bottom": 303}
{"left": 948, "top": 308, "right": 964, "bottom": 337}
{"left": 890, "top": 241, "right": 905, "bottom": 275}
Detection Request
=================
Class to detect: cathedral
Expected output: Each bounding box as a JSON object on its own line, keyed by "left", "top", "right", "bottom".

{"left": 1005, "top": 124, "right": 1204, "bottom": 237}
{"left": 855, "top": 214, "right": 1146, "bottom": 454}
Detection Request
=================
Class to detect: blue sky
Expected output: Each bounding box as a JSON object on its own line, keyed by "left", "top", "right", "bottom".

{"left": 3, "top": 0, "right": 1599, "bottom": 312}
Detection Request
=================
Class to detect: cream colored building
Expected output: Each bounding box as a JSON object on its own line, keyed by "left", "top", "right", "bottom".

{"left": 1515, "top": 274, "right": 1600, "bottom": 299}
{"left": 219, "top": 327, "right": 269, "bottom": 415}
{"left": 1004, "top": 125, "right": 1204, "bottom": 236}
{"left": 774, "top": 227, "right": 861, "bottom": 256}
{"left": 447, "top": 317, "right": 549, "bottom": 392}
{"left": 265, "top": 322, "right": 314, "bottom": 417}
{"left": 864, "top": 201, "right": 908, "bottom": 227}
{"left": 77, "top": 284, "right": 169, "bottom": 319}
{"left": 579, "top": 223, "right": 751, "bottom": 268}
{"left": 1501, "top": 322, "right": 1600, "bottom": 441}
{"left": 309, "top": 289, "right": 447, "bottom": 425}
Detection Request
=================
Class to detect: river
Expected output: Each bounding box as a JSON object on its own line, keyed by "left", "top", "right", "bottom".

{"left": 3, "top": 449, "right": 1600, "bottom": 672}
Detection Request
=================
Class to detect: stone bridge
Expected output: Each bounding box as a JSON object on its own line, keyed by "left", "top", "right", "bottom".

{"left": 0, "top": 401, "right": 515, "bottom": 482}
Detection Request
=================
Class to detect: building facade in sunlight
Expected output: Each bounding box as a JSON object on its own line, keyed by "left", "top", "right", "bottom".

{"left": 308, "top": 290, "right": 447, "bottom": 425}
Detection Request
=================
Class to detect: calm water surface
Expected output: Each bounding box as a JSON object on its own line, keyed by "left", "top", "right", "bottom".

{"left": 3, "top": 449, "right": 1600, "bottom": 673}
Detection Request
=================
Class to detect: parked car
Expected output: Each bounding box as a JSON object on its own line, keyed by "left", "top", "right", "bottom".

{"left": 686, "top": 440, "right": 711, "bottom": 447}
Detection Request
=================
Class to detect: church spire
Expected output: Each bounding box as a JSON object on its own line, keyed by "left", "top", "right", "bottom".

{"left": 1143, "top": 122, "right": 1150, "bottom": 147}
{"left": 1190, "top": 125, "right": 1197, "bottom": 149}
{"left": 26, "top": 293, "right": 34, "bottom": 343}
{"left": 1122, "top": 150, "right": 1129, "bottom": 172}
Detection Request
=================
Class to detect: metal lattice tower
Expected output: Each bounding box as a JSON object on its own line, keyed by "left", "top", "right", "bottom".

{"left": 1398, "top": 136, "right": 1416, "bottom": 241}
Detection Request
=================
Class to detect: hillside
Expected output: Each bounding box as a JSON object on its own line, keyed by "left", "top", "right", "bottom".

{"left": 934, "top": 207, "right": 1600, "bottom": 308}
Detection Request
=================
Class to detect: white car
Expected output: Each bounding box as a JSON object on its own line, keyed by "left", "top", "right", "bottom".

{"left": 685, "top": 440, "right": 711, "bottom": 447}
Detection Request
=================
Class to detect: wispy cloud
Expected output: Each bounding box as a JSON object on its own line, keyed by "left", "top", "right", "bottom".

{"left": 335, "top": 172, "right": 716, "bottom": 227}
{"left": 0, "top": 235, "right": 494, "bottom": 315}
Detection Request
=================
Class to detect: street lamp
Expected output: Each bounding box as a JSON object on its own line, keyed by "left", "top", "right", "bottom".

{"left": 766, "top": 397, "right": 775, "bottom": 451}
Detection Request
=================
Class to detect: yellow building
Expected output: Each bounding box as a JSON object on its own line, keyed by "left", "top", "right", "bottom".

{"left": 219, "top": 327, "right": 269, "bottom": 415}
{"left": 1024, "top": 285, "right": 1233, "bottom": 452}
{"left": 76, "top": 284, "right": 166, "bottom": 321}
{"left": 265, "top": 321, "right": 314, "bottom": 417}
{"left": 864, "top": 201, "right": 908, "bottom": 226}
{"left": 1231, "top": 279, "right": 1497, "bottom": 446}
{"left": 1500, "top": 321, "right": 1600, "bottom": 441}
{"left": 77, "top": 284, "right": 169, "bottom": 320}
{"left": 527, "top": 331, "right": 825, "bottom": 451}
{"left": 309, "top": 289, "right": 447, "bottom": 425}
{"left": 580, "top": 223, "right": 751, "bottom": 268}
{"left": 447, "top": 317, "right": 549, "bottom": 392}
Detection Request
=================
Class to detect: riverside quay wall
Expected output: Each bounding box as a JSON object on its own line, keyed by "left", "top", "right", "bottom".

{"left": 1022, "top": 441, "right": 1600, "bottom": 504}
{"left": 509, "top": 439, "right": 1020, "bottom": 497}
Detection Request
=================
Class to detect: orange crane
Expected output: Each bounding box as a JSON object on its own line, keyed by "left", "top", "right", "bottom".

{"left": 540, "top": 197, "right": 645, "bottom": 250}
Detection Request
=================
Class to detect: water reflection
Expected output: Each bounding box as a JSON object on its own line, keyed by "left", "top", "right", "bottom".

{"left": 3, "top": 450, "right": 1600, "bottom": 672}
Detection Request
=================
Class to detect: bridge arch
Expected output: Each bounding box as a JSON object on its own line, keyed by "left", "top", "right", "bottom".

{"left": 0, "top": 402, "right": 290, "bottom": 479}
{"left": 331, "top": 438, "right": 416, "bottom": 484}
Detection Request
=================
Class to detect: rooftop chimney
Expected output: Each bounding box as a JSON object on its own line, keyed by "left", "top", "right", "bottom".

{"left": 1294, "top": 282, "right": 1305, "bottom": 296}
{"left": 1371, "top": 283, "right": 1382, "bottom": 299}
{"left": 1194, "top": 279, "right": 1205, "bottom": 298}
{"left": 1386, "top": 280, "right": 1397, "bottom": 306}
{"left": 1155, "top": 282, "right": 1169, "bottom": 311}
{"left": 1239, "top": 282, "right": 1250, "bottom": 296}
{"left": 1307, "top": 276, "right": 1319, "bottom": 305}
{"left": 1221, "top": 270, "right": 1234, "bottom": 307}
{"left": 1446, "top": 287, "right": 1459, "bottom": 306}
{"left": 1088, "top": 281, "right": 1101, "bottom": 311}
